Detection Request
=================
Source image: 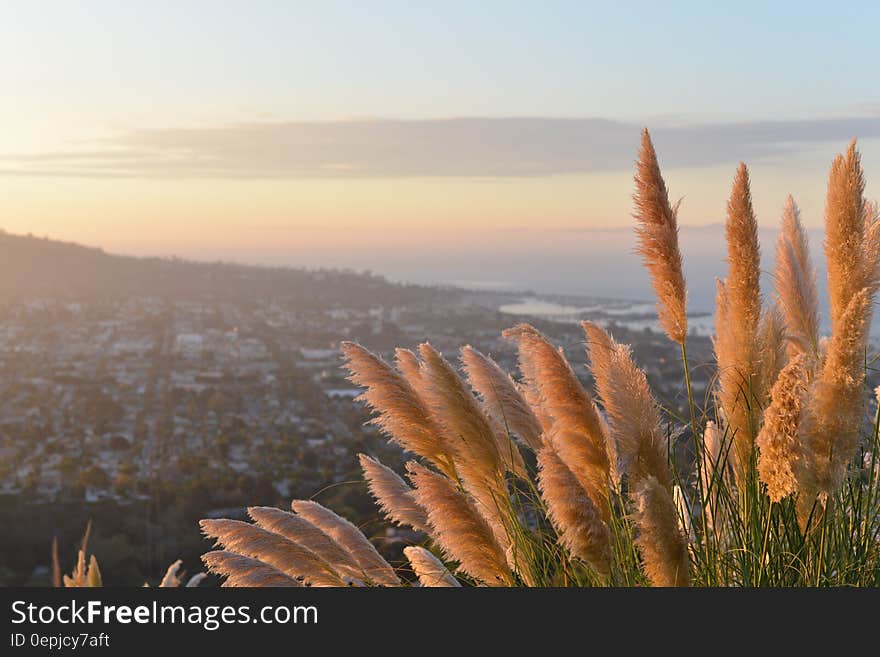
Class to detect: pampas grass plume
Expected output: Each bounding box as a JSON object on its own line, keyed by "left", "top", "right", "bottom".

{"left": 756, "top": 354, "right": 807, "bottom": 502}
{"left": 202, "top": 551, "right": 300, "bottom": 588}
{"left": 359, "top": 454, "right": 429, "bottom": 532}
{"left": 407, "top": 461, "right": 514, "bottom": 586}
{"left": 460, "top": 345, "right": 543, "bottom": 451}
{"left": 775, "top": 196, "right": 819, "bottom": 357}
{"left": 341, "top": 342, "right": 455, "bottom": 477}
{"left": 290, "top": 501, "right": 400, "bottom": 586}
{"left": 537, "top": 445, "right": 611, "bottom": 578}
{"left": 717, "top": 162, "right": 763, "bottom": 478}
{"left": 825, "top": 140, "right": 867, "bottom": 328}
{"left": 403, "top": 546, "right": 461, "bottom": 587}
{"left": 247, "top": 506, "right": 364, "bottom": 582}
{"left": 200, "top": 518, "right": 344, "bottom": 587}
{"left": 503, "top": 323, "right": 612, "bottom": 504}
{"left": 633, "top": 128, "right": 688, "bottom": 344}
{"left": 582, "top": 321, "right": 669, "bottom": 489}
{"left": 632, "top": 476, "right": 690, "bottom": 587}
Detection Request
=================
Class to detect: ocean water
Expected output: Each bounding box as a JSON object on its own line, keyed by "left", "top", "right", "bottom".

{"left": 364, "top": 225, "right": 791, "bottom": 312}
{"left": 495, "top": 296, "right": 880, "bottom": 344}
{"left": 497, "top": 297, "right": 716, "bottom": 336}
{"left": 411, "top": 224, "right": 878, "bottom": 339}
{"left": 247, "top": 222, "right": 877, "bottom": 338}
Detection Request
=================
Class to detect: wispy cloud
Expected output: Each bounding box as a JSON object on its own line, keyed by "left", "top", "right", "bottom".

{"left": 1, "top": 115, "right": 878, "bottom": 179}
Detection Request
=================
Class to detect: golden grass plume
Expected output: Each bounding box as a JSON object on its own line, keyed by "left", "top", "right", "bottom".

{"left": 716, "top": 163, "right": 763, "bottom": 479}
{"left": 633, "top": 128, "right": 688, "bottom": 344}
{"left": 202, "top": 551, "right": 301, "bottom": 588}
{"left": 247, "top": 505, "right": 364, "bottom": 582}
{"left": 200, "top": 518, "right": 344, "bottom": 587}
{"left": 632, "top": 475, "right": 690, "bottom": 587}
{"left": 775, "top": 196, "right": 819, "bottom": 358}
{"left": 582, "top": 321, "right": 669, "bottom": 490}
{"left": 407, "top": 461, "right": 514, "bottom": 586}
{"left": 756, "top": 353, "right": 808, "bottom": 502}
{"left": 536, "top": 445, "right": 611, "bottom": 578}
{"left": 359, "top": 453, "right": 429, "bottom": 533}
{"left": 403, "top": 546, "right": 461, "bottom": 587}
{"left": 460, "top": 344, "right": 543, "bottom": 451}
{"left": 341, "top": 341, "right": 455, "bottom": 477}
{"left": 290, "top": 500, "right": 400, "bottom": 586}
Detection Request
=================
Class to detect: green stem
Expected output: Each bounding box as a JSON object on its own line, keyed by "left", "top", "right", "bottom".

{"left": 681, "top": 341, "right": 699, "bottom": 438}
{"left": 815, "top": 507, "right": 828, "bottom": 586}
{"left": 680, "top": 340, "right": 711, "bottom": 581}
{"left": 757, "top": 501, "right": 773, "bottom": 585}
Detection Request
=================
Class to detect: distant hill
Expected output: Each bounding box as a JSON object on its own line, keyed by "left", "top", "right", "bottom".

{"left": 0, "top": 230, "right": 452, "bottom": 309}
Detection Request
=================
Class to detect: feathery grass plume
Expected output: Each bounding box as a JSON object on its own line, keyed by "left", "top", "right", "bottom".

{"left": 460, "top": 345, "right": 543, "bottom": 451}
{"left": 61, "top": 522, "right": 101, "bottom": 588}
{"left": 756, "top": 304, "right": 787, "bottom": 405}
{"left": 358, "top": 454, "right": 429, "bottom": 533}
{"left": 597, "top": 411, "right": 622, "bottom": 488}
{"left": 416, "top": 342, "right": 516, "bottom": 478}
{"left": 713, "top": 280, "right": 749, "bottom": 477}
{"left": 403, "top": 546, "right": 461, "bottom": 587}
{"left": 576, "top": 325, "right": 623, "bottom": 486}
{"left": 502, "top": 325, "right": 554, "bottom": 433}
{"left": 502, "top": 323, "right": 612, "bottom": 510}
{"left": 700, "top": 420, "right": 725, "bottom": 532}
{"left": 488, "top": 413, "right": 528, "bottom": 476}
{"left": 415, "top": 343, "right": 518, "bottom": 551}
{"left": 794, "top": 142, "right": 875, "bottom": 521}
{"left": 545, "top": 424, "right": 612, "bottom": 523}
{"left": 775, "top": 196, "right": 819, "bottom": 358}
{"left": 407, "top": 461, "right": 514, "bottom": 586}
{"left": 632, "top": 476, "right": 690, "bottom": 587}
{"left": 185, "top": 573, "right": 207, "bottom": 588}
{"left": 394, "top": 347, "right": 423, "bottom": 387}
{"left": 246, "top": 506, "right": 364, "bottom": 582}
{"left": 712, "top": 279, "right": 732, "bottom": 367}
{"left": 825, "top": 140, "right": 867, "bottom": 328}
{"left": 503, "top": 325, "right": 603, "bottom": 440}
{"left": 64, "top": 550, "right": 86, "bottom": 588}
{"left": 798, "top": 288, "right": 872, "bottom": 505}
{"left": 63, "top": 552, "right": 102, "bottom": 588}
{"left": 582, "top": 320, "right": 690, "bottom": 583}
{"left": 582, "top": 321, "right": 669, "bottom": 490}
{"left": 863, "top": 200, "right": 880, "bottom": 297}
{"left": 537, "top": 445, "right": 611, "bottom": 578}
{"left": 200, "top": 518, "right": 345, "bottom": 587}
{"left": 86, "top": 556, "right": 102, "bottom": 587}
{"left": 756, "top": 353, "right": 808, "bottom": 502}
{"left": 341, "top": 341, "right": 455, "bottom": 477}
{"left": 716, "top": 163, "right": 763, "bottom": 479}
{"left": 159, "top": 559, "right": 183, "bottom": 588}
{"left": 725, "top": 164, "right": 763, "bottom": 333}
{"left": 633, "top": 128, "right": 688, "bottom": 344}
{"left": 202, "top": 551, "right": 301, "bottom": 587}
{"left": 290, "top": 500, "right": 400, "bottom": 586}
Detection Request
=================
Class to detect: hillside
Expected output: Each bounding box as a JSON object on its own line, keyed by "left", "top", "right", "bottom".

{"left": 0, "top": 230, "right": 453, "bottom": 309}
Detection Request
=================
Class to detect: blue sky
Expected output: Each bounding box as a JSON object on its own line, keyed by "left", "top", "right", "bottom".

{"left": 3, "top": 1, "right": 878, "bottom": 124}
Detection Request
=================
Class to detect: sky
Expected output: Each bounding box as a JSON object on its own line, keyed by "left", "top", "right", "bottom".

{"left": 1, "top": 1, "right": 879, "bottom": 300}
